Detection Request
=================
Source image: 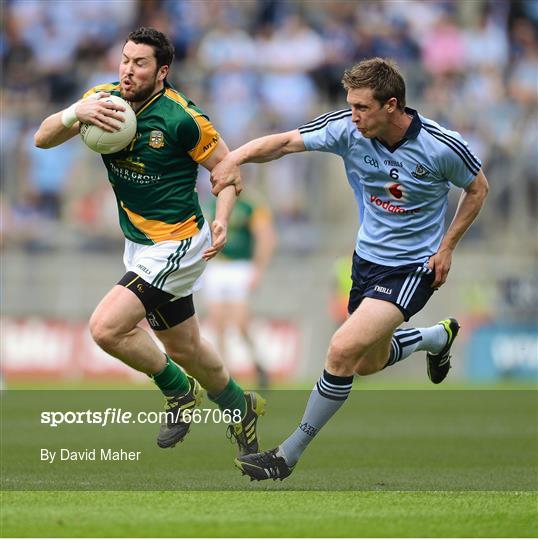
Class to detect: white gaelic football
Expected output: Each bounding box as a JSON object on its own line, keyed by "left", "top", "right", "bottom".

{"left": 80, "top": 95, "right": 137, "bottom": 154}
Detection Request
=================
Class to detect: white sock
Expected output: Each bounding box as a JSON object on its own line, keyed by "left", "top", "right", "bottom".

{"left": 386, "top": 324, "right": 447, "bottom": 366}
{"left": 415, "top": 324, "right": 448, "bottom": 354}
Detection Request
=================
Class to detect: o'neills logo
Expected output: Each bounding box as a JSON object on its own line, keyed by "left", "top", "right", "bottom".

{"left": 370, "top": 195, "right": 421, "bottom": 215}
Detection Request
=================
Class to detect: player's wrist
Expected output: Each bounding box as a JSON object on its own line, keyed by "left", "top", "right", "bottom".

{"left": 231, "top": 149, "right": 246, "bottom": 166}
{"left": 438, "top": 242, "right": 456, "bottom": 253}
{"left": 61, "top": 102, "right": 80, "bottom": 128}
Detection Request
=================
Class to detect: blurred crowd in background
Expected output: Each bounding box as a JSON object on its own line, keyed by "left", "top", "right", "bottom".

{"left": 1, "top": 0, "right": 537, "bottom": 256}
{"left": 0, "top": 0, "right": 535, "bottom": 254}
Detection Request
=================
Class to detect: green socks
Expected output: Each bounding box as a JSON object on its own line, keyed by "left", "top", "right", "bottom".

{"left": 208, "top": 378, "right": 246, "bottom": 417}
{"left": 153, "top": 357, "right": 246, "bottom": 419}
{"left": 152, "top": 355, "right": 190, "bottom": 396}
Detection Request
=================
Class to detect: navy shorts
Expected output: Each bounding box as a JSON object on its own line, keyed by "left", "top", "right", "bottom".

{"left": 348, "top": 252, "right": 436, "bottom": 321}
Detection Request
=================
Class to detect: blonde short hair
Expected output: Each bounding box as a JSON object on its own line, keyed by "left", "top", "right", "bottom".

{"left": 342, "top": 58, "right": 406, "bottom": 111}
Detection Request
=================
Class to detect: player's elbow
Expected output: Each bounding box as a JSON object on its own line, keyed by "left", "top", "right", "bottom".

{"left": 481, "top": 177, "right": 489, "bottom": 199}
{"left": 475, "top": 178, "right": 489, "bottom": 205}
{"left": 468, "top": 172, "right": 489, "bottom": 203}
{"left": 280, "top": 130, "right": 304, "bottom": 156}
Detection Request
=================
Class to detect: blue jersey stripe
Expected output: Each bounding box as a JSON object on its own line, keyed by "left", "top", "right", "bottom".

{"left": 299, "top": 108, "right": 350, "bottom": 130}
{"left": 426, "top": 131, "right": 480, "bottom": 176}
{"left": 300, "top": 111, "right": 352, "bottom": 134}
{"left": 422, "top": 122, "right": 481, "bottom": 168}
{"left": 422, "top": 122, "right": 481, "bottom": 170}
{"left": 299, "top": 110, "right": 351, "bottom": 133}
{"left": 423, "top": 128, "right": 480, "bottom": 176}
{"left": 299, "top": 110, "right": 351, "bottom": 134}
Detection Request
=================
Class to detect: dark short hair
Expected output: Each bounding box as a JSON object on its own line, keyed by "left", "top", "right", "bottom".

{"left": 126, "top": 27, "right": 175, "bottom": 69}
{"left": 342, "top": 58, "right": 406, "bottom": 110}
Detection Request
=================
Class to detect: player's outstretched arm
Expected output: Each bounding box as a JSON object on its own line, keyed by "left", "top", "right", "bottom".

{"left": 34, "top": 92, "right": 125, "bottom": 149}
{"left": 210, "top": 129, "right": 306, "bottom": 195}
{"left": 428, "top": 170, "right": 489, "bottom": 288}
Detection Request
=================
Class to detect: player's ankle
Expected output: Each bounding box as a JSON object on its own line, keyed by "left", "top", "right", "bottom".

{"left": 276, "top": 446, "right": 295, "bottom": 466}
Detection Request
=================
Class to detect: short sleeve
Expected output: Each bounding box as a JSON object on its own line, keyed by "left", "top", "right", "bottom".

{"left": 436, "top": 128, "right": 482, "bottom": 188}
{"left": 178, "top": 112, "right": 220, "bottom": 163}
{"left": 164, "top": 88, "right": 221, "bottom": 163}
{"left": 298, "top": 109, "right": 352, "bottom": 157}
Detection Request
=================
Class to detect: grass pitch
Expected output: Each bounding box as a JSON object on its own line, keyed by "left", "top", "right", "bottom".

{"left": 2, "top": 490, "right": 537, "bottom": 537}
{"left": 1, "top": 388, "right": 537, "bottom": 536}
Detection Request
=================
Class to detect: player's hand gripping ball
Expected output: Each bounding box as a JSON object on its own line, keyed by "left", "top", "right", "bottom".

{"left": 80, "top": 95, "right": 137, "bottom": 154}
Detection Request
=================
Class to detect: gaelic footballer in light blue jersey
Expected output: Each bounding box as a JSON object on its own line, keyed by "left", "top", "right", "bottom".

{"left": 211, "top": 58, "right": 489, "bottom": 482}
{"left": 299, "top": 108, "right": 481, "bottom": 267}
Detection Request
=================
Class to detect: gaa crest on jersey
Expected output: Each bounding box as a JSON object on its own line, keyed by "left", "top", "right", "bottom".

{"left": 411, "top": 163, "right": 430, "bottom": 179}
{"left": 149, "top": 130, "right": 165, "bottom": 149}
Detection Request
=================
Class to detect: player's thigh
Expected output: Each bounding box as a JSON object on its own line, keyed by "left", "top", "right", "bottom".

{"left": 90, "top": 285, "right": 147, "bottom": 335}
{"left": 328, "top": 297, "right": 404, "bottom": 370}
{"left": 154, "top": 312, "right": 201, "bottom": 360}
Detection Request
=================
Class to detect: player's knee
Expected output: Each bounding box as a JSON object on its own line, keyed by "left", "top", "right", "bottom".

{"left": 89, "top": 316, "right": 120, "bottom": 353}
{"left": 326, "top": 336, "right": 360, "bottom": 374}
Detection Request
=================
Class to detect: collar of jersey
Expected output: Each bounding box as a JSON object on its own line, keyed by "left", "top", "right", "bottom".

{"left": 132, "top": 86, "right": 166, "bottom": 117}
{"left": 375, "top": 107, "right": 422, "bottom": 153}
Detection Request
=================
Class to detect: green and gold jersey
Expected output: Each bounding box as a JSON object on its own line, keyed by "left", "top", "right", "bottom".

{"left": 208, "top": 195, "right": 272, "bottom": 261}
{"left": 82, "top": 81, "right": 220, "bottom": 245}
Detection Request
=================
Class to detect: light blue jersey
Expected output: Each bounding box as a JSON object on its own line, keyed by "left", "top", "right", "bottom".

{"left": 299, "top": 108, "right": 481, "bottom": 266}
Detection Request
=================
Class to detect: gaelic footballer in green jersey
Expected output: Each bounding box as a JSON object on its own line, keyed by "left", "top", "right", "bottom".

{"left": 82, "top": 81, "right": 219, "bottom": 245}
{"left": 35, "top": 27, "right": 267, "bottom": 460}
